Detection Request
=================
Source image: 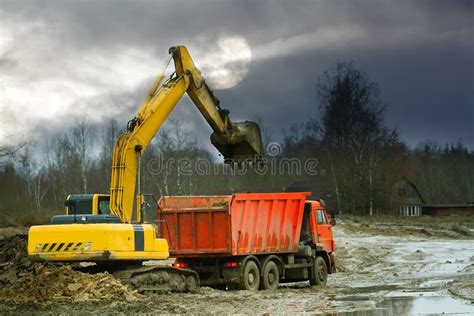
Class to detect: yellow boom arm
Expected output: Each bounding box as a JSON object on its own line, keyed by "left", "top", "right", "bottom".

{"left": 109, "top": 46, "right": 264, "bottom": 223}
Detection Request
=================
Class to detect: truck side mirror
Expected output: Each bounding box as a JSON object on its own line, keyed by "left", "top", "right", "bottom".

{"left": 330, "top": 210, "right": 336, "bottom": 226}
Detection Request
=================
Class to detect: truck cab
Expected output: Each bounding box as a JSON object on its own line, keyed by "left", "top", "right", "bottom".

{"left": 299, "top": 199, "right": 336, "bottom": 273}
{"left": 308, "top": 200, "right": 335, "bottom": 254}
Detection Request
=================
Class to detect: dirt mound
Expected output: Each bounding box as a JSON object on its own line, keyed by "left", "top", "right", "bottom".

{"left": 0, "top": 265, "right": 143, "bottom": 304}
{"left": 449, "top": 274, "right": 474, "bottom": 302}
{"left": 0, "top": 234, "right": 35, "bottom": 287}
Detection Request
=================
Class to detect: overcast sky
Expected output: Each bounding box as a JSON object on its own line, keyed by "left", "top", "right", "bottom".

{"left": 1, "top": 0, "right": 473, "bottom": 154}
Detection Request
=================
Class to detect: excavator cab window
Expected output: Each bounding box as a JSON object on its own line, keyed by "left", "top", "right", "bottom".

{"left": 98, "top": 197, "right": 110, "bottom": 215}
{"left": 65, "top": 195, "right": 96, "bottom": 215}
{"left": 66, "top": 200, "right": 92, "bottom": 215}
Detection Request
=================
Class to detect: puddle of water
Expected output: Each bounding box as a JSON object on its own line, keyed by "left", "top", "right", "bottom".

{"left": 380, "top": 296, "right": 474, "bottom": 315}
{"left": 340, "top": 284, "right": 401, "bottom": 295}
{"left": 335, "top": 296, "right": 474, "bottom": 316}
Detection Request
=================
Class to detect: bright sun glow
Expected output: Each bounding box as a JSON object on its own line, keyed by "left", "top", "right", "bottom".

{"left": 194, "top": 35, "right": 252, "bottom": 90}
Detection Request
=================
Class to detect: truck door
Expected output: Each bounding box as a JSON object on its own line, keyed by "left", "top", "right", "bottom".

{"left": 313, "top": 208, "right": 334, "bottom": 252}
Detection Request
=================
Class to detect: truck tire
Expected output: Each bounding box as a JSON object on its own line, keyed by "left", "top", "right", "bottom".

{"left": 310, "top": 256, "right": 328, "bottom": 286}
{"left": 261, "top": 261, "right": 279, "bottom": 290}
{"left": 240, "top": 260, "right": 260, "bottom": 291}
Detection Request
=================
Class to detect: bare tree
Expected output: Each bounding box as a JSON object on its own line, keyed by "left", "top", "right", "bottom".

{"left": 317, "top": 62, "right": 404, "bottom": 214}
{"left": 72, "top": 118, "right": 94, "bottom": 194}
{"left": 0, "top": 111, "right": 28, "bottom": 161}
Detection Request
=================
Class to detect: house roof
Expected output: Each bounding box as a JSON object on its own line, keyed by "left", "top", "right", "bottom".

{"left": 398, "top": 177, "right": 426, "bottom": 204}
{"left": 423, "top": 204, "right": 474, "bottom": 208}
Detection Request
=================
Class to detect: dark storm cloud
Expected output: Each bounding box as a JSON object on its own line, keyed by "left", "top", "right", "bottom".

{"left": 4, "top": 0, "right": 470, "bottom": 51}
{"left": 0, "top": 0, "right": 472, "bottom": 151}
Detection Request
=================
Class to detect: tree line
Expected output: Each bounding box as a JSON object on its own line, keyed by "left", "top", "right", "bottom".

{"left": 1, "top": 62, "right": 473, "bottom": 215}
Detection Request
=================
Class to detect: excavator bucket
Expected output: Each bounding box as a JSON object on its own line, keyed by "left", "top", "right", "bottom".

{"left": 211, "top": 121, "right": 264, "bottom": 164}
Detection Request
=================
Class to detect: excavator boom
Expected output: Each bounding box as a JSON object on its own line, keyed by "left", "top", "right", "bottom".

{"left": 109, "top": 45, "right": 264, "bottom": 223}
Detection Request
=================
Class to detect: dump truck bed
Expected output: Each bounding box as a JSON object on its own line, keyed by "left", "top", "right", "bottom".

{"left": 158, "top": 192, "right": 310, "bottom": 257}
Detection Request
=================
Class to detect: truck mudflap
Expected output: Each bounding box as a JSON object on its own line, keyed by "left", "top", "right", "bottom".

{"left": 112, "top": 265, "right": 200, "bottom": 293}
{"left": 330, "top": 253, "right": 336, "bottom": 273}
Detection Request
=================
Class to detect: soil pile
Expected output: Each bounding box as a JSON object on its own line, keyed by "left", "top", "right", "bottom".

{"left": 448, "top": 261, "right": 474, "bottom": 302}
{"left": 449, "top": 274, "right": 474, "bottom": 302}
{"left": 0, "top": 234, "right": 35, "bottom": 287}
{"left": 0, "top": 265, "right": 143, "bottom": 304}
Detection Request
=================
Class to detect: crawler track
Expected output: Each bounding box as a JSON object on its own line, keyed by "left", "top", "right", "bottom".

{"left": 74, "top": 262, "right": 200, "bottom": 294}
{"left": 113, "top": 265, "right": 199, "bottom": 294}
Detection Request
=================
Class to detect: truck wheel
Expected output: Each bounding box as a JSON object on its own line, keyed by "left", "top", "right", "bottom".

{"left": 261, "top": 261, "right": 279, "bottom": 290}
{"left": 310, "top": 256, "right": 328, "bottom": 286}
{"left": 240, "top": 260, "right": 260, "bottom": 290}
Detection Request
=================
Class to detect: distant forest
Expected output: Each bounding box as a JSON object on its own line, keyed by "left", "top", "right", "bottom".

{"left": 1, "top": 62, "right": 473, "bottom": 215}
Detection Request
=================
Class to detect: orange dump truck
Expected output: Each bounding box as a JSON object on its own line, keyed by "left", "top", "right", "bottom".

{"left": 158, "top": 192, "right": 336, "bottom": 290}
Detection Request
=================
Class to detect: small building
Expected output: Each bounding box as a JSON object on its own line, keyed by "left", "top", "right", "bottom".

{"left": 394, "top": 178, "right": 425, "bottom": 216}
{"left": 422, "top": 204, "right": 474, "bottom": 217}
{"left": 394, "top": 178, "right": 474, "bottom": 217}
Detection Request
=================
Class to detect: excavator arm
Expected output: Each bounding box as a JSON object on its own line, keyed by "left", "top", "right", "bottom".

{"left": 109, "top": 46, "right": 264, "bottom": 223}
{"left": 170, "top": 46, "right": 263, "bottom": 160}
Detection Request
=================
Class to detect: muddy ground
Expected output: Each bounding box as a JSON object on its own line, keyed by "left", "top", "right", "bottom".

{"left": 0, "top": 215, "right": 473, "bottom": 315}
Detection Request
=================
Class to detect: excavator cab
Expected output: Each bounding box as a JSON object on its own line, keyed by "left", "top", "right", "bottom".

{"left": 51, "top": 194, "right": 117, "bottom": 224}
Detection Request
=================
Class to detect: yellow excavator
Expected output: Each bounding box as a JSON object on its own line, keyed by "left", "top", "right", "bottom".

{"left": 27, "top": 46, "right": 264, "bottom": 292}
